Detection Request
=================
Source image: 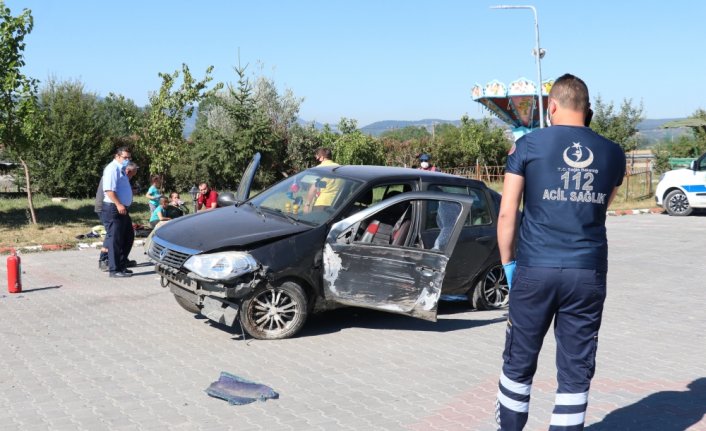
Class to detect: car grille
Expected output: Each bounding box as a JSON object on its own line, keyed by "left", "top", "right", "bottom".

{"left": 149, "top": 237, "right": 198, "bottom": 269}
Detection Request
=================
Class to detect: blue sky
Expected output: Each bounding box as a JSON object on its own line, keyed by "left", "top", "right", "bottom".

{"left": 6, "top": 0, "right": 705, "bottom": 126}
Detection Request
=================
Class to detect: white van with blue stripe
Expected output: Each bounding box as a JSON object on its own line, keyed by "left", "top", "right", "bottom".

{"left": 655, "top": 152, "right": 706, "bottom": 216}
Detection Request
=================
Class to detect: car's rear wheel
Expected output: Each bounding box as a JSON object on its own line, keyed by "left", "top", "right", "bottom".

{"left": 174, "top": 293, "right": 201, "bottom": 314}
{"left": 470, "top": 264, "right": 509, "bottom": 310}
{"left": 665, "top": 189, "right": 693, "bottom": 216}
{"left": 240, "top": 281, "right": 308, "bottom": 340}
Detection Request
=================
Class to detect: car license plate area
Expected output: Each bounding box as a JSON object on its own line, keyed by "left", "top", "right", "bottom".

{"left": 156, "top": 264, "right": 198, "bottom": 292}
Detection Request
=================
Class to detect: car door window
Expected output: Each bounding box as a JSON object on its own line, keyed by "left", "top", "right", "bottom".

{"left": 426, "top": 185, "right": 492, "bottom": 227}
{"left": 353, "top": 199, "right": 414, "bottom": 247}
{"left": 371, "top": 183, "right": 411, "bottom": 204}
{"left": 344, "top": 183, "right": 412, "bottom": 218}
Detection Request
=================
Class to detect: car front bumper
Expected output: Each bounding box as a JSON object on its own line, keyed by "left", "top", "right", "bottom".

{"left": 155, "top": 263, "right": 257, "bottom": 326}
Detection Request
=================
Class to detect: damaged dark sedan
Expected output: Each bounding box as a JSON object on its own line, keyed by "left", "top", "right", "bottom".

{"left": 148, "top": 154, "right": 508, "bottom": 339}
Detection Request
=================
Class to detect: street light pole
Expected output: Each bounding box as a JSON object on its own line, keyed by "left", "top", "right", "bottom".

{"left": 491, "top": 5, "right": 545, "bottom": 128}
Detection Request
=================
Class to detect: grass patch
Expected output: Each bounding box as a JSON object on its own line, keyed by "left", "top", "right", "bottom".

{"left": 0, "top": 195, "right": 153, "bottom": 248}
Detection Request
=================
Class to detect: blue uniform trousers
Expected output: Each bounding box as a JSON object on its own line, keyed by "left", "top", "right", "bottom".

{"left": 102, "top": 202, "right": 133, "bottom": 273}
{"left": 496, "top": 265, "right": 607, "bottom": 431}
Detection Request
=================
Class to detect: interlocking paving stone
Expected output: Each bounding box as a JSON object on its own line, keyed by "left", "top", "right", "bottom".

{"left": 0, "top": 214, "right": 705, "bottom": 430}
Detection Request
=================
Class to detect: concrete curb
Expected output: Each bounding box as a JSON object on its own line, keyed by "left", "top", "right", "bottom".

{"left": 1, "top": 239, "right": 145, "bottom": 255}
{"left": 606, "top": 207, "right": 664, "bottom": 216}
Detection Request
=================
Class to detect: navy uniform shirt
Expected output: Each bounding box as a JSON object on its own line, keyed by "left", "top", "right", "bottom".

{"left": 506, "top": 125, "right": 626, "bottom": 271}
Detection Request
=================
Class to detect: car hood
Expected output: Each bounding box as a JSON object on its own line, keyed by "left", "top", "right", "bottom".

{"left": 154, "top": 204, "right": 313, "bottom": 252}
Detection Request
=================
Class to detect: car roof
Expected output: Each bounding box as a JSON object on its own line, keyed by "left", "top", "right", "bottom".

{"left": 305, "top": 165, "right": 489, "bottom": 188}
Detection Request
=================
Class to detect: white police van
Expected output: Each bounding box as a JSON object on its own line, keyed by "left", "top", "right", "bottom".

{"left": 655, "top": 152, "right": 706, "bottom": 216}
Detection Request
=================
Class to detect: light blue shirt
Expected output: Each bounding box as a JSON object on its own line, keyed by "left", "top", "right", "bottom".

{"left": 102, "top": 159, "right": 133, "bottom": 206}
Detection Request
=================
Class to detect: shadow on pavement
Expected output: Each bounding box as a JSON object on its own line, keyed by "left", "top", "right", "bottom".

{"left": 298, "top": 303, "right": 505, "bottom": 338}
{"left": 130, "top": 270, "right": 156, "bottom": 277}
{"left": 586, "top": 377, "right": 706, "bottom": 431}
{"left": 17, "top": 285, "right": 62, "bottom": 293}
{"left": 195, "top": 302, "right": 506, "bottom": 341}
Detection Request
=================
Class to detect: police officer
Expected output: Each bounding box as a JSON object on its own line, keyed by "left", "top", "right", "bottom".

{"left": 495, "top": 74, "right": 626, "bottom": 430}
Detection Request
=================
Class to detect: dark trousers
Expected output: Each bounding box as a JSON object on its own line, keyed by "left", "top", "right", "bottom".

{"left": 102, "top": 202, "right": 133, "bottom": 273}
{"left": 496, "top": 266, "right": 607, "bottom": 431}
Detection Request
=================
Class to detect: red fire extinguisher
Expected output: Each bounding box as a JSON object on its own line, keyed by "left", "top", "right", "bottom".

{"left": 7, "top": 248, "right": 22, "bottom": 294}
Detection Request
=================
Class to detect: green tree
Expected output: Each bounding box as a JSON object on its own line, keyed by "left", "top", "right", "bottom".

{"left": 29, "top": 79, "right": 107, "bottom": 197}
{"left": 188, "top": 64, "right": 276, "bottom": 191}
{"left": 380, "top": 125, "right": 431, "bottom": 167}
{"left": 0, "top": 2, "right": 39, "bottom": 222}
{"left": 137, "top": 63, "right": 220, "bottom": 184}
{"left": 590, "top": 96, "right": 645, "bottom": 152}
{"left": 252, "top": 72, "right": 303, "bottom": 178}
{"left": 380, "top": 125, "right": 430, "bottom": 142}
{"left": 96, "top": 93, "right": 143, "bottom": 186}
{"left": 318, "top": 123, "right": 339, "bottom": 150}
{"left": 434, "top": 116, "right": 510, "bottom": 169}
{"left": 332, "top": 117, "right": 387, "bottom": 165}
{"left": 651, "top": 110, "right": 706, "bottom": 173}
{"left": 286, "top": 122, "right": 322, "bottom": 172}
{"left": 338, "top": 117, "right": 358, "bottom": 135}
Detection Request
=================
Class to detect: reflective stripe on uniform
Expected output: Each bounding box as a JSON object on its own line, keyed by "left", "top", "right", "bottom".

{"left": 555, "top": 392, "right": 588, "bottom": 405}
{"left": 497, "top": 390, "right": 529, "bottom": 413}
{"left": 550, "top": 412, "right": 586, "bottom": 426}
{"left": 501, "top": 371, "right": 531, "bottom": 395}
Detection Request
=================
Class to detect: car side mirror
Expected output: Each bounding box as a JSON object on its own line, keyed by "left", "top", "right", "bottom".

{"left": 689, "top": 160, "right": 696, "bottom": 171}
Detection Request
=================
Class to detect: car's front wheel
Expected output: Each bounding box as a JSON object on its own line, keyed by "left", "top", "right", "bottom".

{"left": 173, "top": 293, "right": 201, "bottom": 314}
{"left": 665, "top": 189, "right": 693, "bottom": 216}
{"left": 470, "top": 264, "right": 509, "bottom": 310}
{"left": 240, "top": 281, "right": 308, "bottom": 340}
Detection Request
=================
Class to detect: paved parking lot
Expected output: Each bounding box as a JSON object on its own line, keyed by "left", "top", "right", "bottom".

{"left": 1, "top": 214, "right": 705, "bottom": 430}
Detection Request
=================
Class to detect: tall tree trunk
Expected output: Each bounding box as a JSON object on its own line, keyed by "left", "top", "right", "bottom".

{"left": 19, "top": 158, "right": 37, "bottom": 224}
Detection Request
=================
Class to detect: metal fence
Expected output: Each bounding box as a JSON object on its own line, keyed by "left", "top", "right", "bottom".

{"left": 623, "top": 159, "right": 654, "bottom": 201}
{"left": 444, "top": 164, "right": 505, "bottom": 184}
{"left": 445, "top": 159, "right": 654, "bottom": 202}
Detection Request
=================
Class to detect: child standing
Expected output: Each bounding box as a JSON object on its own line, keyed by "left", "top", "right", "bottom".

{"left": 145, "top": 175, "right": 162, "bottom": 213}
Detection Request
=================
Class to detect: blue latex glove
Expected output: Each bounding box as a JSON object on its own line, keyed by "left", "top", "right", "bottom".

{"left": 503, "top": 261, "right": 516, "bottom": 291}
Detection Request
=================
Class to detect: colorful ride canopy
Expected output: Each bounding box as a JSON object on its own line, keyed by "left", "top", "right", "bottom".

{"left": 471, "top": 78, "right": 554, "bottom": 133}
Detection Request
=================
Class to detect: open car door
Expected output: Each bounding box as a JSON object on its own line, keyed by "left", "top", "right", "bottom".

{"left": 323, "top": 191, "right": 473, "bottom": 321}
{"left": 235, "top": 152, "right": 261, "bottom": 204}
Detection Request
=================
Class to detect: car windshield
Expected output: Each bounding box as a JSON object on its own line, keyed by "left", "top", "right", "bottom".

{"left": 249, "top": 169, "right": 363, "bottom": 226}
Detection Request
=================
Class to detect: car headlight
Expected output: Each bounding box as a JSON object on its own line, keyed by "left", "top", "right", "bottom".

{"left": 658, "top": 174, "right": 665, "bottom": 182}
{"left": 183, "top": 252, "right": 258, "bottom": 281}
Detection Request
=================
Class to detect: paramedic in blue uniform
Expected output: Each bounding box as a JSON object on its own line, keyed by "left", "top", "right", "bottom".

{"left": 495, "top": 74, "right": 626, "bottom": 431}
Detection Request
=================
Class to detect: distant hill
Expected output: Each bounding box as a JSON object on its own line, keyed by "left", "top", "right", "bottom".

{"left": 360, "top": 119, "right": 461, "bottom": 136}
{"left": 185, "top": 110, "right": 690, "bottom": 145}
{"left": 358, "top": 117, "right": 690, "bottom": 144}
{"left": 634, "top": 118, "right": 689, "bottom": 147}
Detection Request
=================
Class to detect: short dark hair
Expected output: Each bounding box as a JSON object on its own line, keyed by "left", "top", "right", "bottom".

{"left": 549, "top": 73, "right": 590, "bottom": 113}
{"left": 115, "top": 146, "right": 131, "bottom": 156}
{"left": 315, "top": 147, "right": 332, "bottom": 160}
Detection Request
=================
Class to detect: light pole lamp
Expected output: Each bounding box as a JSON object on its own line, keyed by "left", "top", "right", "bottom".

{"left": 491, "top": 4, "right": 546, "bottom": 128}
{"left": 189, "top": 185, "right": 199, "bottom": 213}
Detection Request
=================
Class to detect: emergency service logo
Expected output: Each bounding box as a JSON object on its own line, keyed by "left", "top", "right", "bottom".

{"left": 563, "top": 142, "right": 594, "bottom": 168}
